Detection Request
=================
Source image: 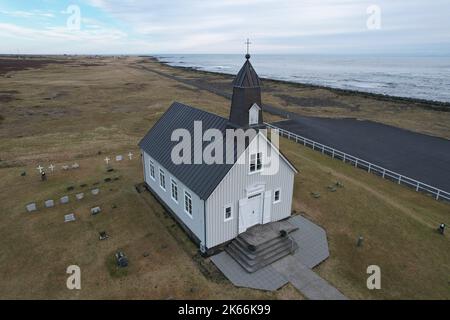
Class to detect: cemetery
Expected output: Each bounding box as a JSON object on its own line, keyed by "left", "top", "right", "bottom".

{"left": 0, "top": 56, "right": 448, "bottom": 300}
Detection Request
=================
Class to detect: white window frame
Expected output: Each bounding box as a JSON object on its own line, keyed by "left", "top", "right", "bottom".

{"left": 184, "top": 190, "right": 193, "bottom": 218}
{"left": 149, "top": 160, "right": 156, "bottom": 180}
{"left": 249, "top": 152, "right": 263, "bottom": 174}
{"left": 249, "top": 103, "right": 260, "bottom": 126}
{"left": 274, "top": 188, "right": 281, "bottom": 204}
{"left": 159, "top": 169, "right": 166, "bottom": 191}
{"left": 170, "top": 178, "right": 178, "bottom": 203}
{"left": 224, "top": 204, "right": 233, "bottom": 222}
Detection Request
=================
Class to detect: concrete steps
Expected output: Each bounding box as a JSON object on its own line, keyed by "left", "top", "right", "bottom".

{"left": 226, "top": 222, "right": 298, "bottom": 273}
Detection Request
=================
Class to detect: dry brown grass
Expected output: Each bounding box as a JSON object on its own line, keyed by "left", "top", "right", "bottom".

{"left": 0, "top": 56, "right": 448, "bottom": 300}
{"left": 0, "top": 56, "right": 304, "bottom": 299}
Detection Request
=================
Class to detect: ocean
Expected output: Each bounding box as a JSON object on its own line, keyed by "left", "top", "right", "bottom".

{"left": 155, "top": 54, "right": 450, "bottom": 103}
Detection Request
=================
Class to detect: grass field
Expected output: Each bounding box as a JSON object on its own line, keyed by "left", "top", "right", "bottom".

{"left": 0, "top": 56, "right": 448, "bottom": 299}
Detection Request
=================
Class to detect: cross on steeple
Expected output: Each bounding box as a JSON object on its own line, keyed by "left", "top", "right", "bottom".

{"left": 245, "top": 38, "right": 252, "bottom": 59}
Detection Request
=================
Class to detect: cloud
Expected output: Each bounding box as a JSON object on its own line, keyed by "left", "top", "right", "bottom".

{"left": 0, "top": 10, "right": 55, "bottom": 18}
{"left": 1, "top": 0, "right": 450, "bottom": 54}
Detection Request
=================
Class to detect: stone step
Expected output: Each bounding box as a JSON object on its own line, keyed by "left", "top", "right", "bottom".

{"left": 231, "top": 236, "right": 294, "bottom": 260}
{"left": 226, "top": 240, "right": 298, "bottom": 273}
{"left": 233, "top": 236, "right": 289, "bottom": 254}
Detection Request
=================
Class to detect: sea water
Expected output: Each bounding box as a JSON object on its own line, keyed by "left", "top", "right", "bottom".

{"left": 155, "top": 54, "right": 450, "bottom": 103}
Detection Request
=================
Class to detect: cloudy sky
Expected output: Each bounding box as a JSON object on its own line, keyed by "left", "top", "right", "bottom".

{"left": 1, "top": 0, "right": 449, "bottom": 55}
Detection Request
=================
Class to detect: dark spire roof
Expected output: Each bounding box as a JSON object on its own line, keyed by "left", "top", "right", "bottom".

{"left": 232, "top": 55, "right": 261, "bottom": 88}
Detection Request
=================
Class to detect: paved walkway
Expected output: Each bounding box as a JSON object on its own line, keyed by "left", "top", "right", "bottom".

{"left": 211, "top": 215, "right": 348, "bottom": 300}
{"left": 273, "top": 255, "right": 347, "bottom": 300}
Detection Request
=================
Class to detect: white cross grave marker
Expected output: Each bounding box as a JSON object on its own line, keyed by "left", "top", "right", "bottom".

{"left": 104, "top": 157, "right": 110, "bottom": 165}
{"left": 37, "top": 165, "right": 44, "bottom": 174}
{"left": 128, "top": 152, "right": 133, "bottom": 160}
{"left": 48, "top": 164, "right": 55, "bottom": 172}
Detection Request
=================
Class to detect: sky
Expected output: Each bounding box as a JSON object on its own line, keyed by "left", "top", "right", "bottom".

{"left": 0, "top": 0, "right": 450, "bottom": 55}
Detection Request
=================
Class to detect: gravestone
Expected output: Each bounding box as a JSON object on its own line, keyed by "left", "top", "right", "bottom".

{"left": 60, "top": 196, "right": 69, "bottom": 204}
{"left": 91, "top": 188, "right": 100, "bottom": 195}
{"left": 99, "top": 231, "right": 108, "bottom": 240}
{"left": 75, "top": 193, "right": 84, "bottom": 200}
{"left": 91, "top": 206, "right": 101, "bottom": 215}
{"left": 72, "top": 163, "right": 80, "bottom": 169}
{"left": 64, "top": 213, "right": 76, "bottom": 222}
{"left": 62, "top": 165, "right": 69, "bottom": 171}
{"left": 115, "top": 155, "right": 123, "bottom": 162}
{"left": 26, "top": 203, "right": 37, "bottom": 212}
{"left": 45, "top": 200, "right": 54, "bottom": 208}
{"left": 115, "top": 251, "right": 128, "bottom": 268}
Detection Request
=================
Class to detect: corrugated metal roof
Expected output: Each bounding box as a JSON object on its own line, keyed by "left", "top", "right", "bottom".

{"left": 139, "top": 102, "right": 239, "bottom": 200}
{"left": 232, "top": 59, "right": 261, "bottom": 88}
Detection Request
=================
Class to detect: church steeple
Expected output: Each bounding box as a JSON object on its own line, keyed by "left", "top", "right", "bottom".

{"left": 229, "top": 42, "right": 263, "bottom": 128}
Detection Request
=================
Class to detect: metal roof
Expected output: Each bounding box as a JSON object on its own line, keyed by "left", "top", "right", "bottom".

{"left": 232, "top": 58, "right": 261, "bottom": 88}
{"left": 139, "top": 102, "right": 238, "bottom": 200}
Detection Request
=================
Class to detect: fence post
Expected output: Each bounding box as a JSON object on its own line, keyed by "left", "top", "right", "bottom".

{"left": 398, "top": 176, "right": 402, "bottom": 184}
{"left": 382, "top": 169, "right": 386, "bottom": 178}
{"left": 312, "top": 142, "right": 315, "bottom": 150}
{"left": 416, "top": 183, "right": 420, "bottom": 192}
{"left": 436, "top": 190, "right": 440, "bottom": 200}
{"left": 343, "top": 154, "right": 346, "bottom": 162}
{"left": 355, "top": 159, "right": 358, "bottom": 167}
{"left": 368, "top": 163, "right": 371, "bottom": 173}
{"left": 332, "top": 150, "right": 335, "bottom": 158}
{"left": 322, "top": 146, "right": 325, "bottom": 154}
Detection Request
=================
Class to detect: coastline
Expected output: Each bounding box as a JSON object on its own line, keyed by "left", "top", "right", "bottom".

{"left": 150, "top": 56, "right": 450, "bottom": 112}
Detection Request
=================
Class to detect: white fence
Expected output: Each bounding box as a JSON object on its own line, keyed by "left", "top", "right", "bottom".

{"left": 265, "top": 122, "right": 450, "bottom": 202}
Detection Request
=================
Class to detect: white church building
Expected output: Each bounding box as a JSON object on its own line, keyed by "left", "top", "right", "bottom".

{"left": 139, "top": 54, "right": 297, "bottom": 255}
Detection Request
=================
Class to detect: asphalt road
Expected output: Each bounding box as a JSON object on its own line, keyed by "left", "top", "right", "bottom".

{"left": 274, "top": 117, "right": 450, "bottom": 193}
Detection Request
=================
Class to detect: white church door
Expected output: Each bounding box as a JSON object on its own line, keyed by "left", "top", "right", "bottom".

{"left": 239, "top": 193, "right": 263, "bottom": 233}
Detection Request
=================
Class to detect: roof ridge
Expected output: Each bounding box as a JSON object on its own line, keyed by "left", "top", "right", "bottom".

{"left": 172, "top": 101, "right": 229, "bottom": 122}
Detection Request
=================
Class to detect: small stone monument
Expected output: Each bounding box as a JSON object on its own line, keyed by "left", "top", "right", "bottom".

{"left": 64, "top": 213, "right": 76, "bottom": 222}
{"left": 115, "top": 155, "right": 123, "bottom": 162}
{"left": 75, "top": 193, "right": 84, "bottom": 200}
{"left": 99, "top": 231, "right": 109, "bottom": 240}
{"left": 91, "top": 188, "right": 100, "bottom": 195}
{"left": 438, "top": 223, "right": 446, "bottom": 235}
{"left": 72, "top": 163, "right": 80, "bottom": 169}
{"left": 44, "top": 200, "right": 54, "bottom": 208}
{"left": 115, "top": 251, "right": 128, "bottom": 268}
{"left": 26, "top": 203, "right": 37, "bottom": 212}
{"left": 60, "top": 195, "right": 69, "bottom": 204}
{"left": 91, "top": 206, "right": 101, "bottom": 215}
{"left": 357, "top": 236, "right": 364, "bottom": 247}
{"left": 62, "top": 165, "right": 69, "bottom": 171}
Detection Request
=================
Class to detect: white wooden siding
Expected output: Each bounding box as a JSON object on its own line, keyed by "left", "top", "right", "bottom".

{"left": 142, "top": 151, "right": 205, "bottom": 245}
{"left": 205, "top": 134, "right": 295, "bottom": 248}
